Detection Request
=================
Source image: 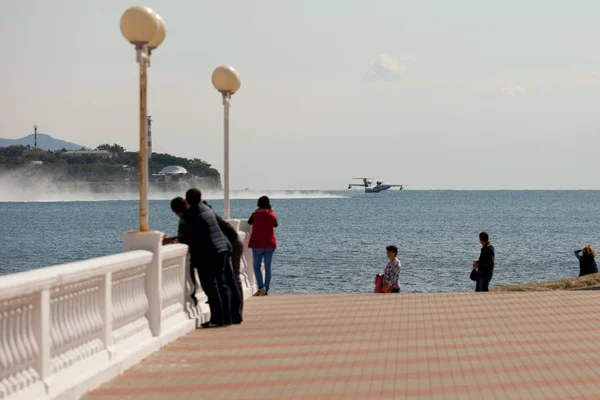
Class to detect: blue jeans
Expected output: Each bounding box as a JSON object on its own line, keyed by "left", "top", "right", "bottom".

{"left": 252, "top": 248, "right": 275, "bottom": 291}
{"left": 475, "top": 274, "right": 493, "bottom": 292}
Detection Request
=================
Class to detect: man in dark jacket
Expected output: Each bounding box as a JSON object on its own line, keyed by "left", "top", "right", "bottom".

{"left": 473, "top": 231, "right": 495, "bottom": 292}
{"left": 178, "top": 189, "right": 234, "bottom": 327}
{"left": 165, "top": 197, "right": 201, "bottom": 307}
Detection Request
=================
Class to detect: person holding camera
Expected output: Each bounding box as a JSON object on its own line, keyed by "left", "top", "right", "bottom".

{"left": 574, "top": 245, "right": 598, "bottom": 276}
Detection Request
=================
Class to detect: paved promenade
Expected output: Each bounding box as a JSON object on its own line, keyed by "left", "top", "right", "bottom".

{"left": 85, "top": 291, "right": 600, "bottom": 399}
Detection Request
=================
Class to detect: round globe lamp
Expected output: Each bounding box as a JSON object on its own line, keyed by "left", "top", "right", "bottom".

{"left": 120, "top": 6, "right": 159, "bottom": 47}
{"left": 212, "top": 66, "right": 241, "bottom": 94}
{"left": 148, "top": 13, "right": 167, "bottom": 51}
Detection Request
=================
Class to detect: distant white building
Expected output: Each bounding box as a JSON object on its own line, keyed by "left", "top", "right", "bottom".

{"left": 152, "top": 165, "right": 189, "bottom": 183}
{"left": 158, "top": 165, "right": 188, "bottom": 175}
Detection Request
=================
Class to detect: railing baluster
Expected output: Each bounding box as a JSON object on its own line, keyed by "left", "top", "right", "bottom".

{"left": 33, "top": 289, "right": 50, "bottom": 385}
{"left": 100, "top": 272, "right": 113, "bottom": 360}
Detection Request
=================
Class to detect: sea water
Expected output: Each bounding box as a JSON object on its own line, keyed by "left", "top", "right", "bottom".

{"left": 1, "top": 190, "right": 599, "bottom": 293}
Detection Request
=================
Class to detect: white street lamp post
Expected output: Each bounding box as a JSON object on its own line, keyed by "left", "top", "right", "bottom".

{"left": 120, "top": 6, "right": 166, "bottom": 232}
{"left": 212, "top": 66, "right": 241, "bottom": 220}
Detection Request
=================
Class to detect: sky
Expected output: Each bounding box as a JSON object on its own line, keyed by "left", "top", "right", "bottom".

{"left": 1, "top": 0, "right": 600, "bottom": 190}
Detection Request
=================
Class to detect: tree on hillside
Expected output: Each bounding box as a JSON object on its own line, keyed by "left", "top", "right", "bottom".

{"left": 96, "top": 143, "right": 125, "bottom": 154}
{"left": 0, "top": 143, "right": 221, "bottom": 187}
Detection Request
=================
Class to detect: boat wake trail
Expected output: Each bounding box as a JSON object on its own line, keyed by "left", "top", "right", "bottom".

{"left": 0, "top": 173, "right": 344, "bottom": 202}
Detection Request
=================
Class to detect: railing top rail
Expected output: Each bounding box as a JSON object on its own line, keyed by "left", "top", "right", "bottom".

{"left": 0, "top": 250, "right": 153, "bottom": 300}
{"left": 229, "top": 218, "right": 251, "bottom": 233}
{"left": 161, "top": 243, "right": 188, "bottom": 260}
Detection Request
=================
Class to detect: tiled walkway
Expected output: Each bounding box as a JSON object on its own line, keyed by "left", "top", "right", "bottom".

{"left": 85, "top": 292, "right": 600, "bottom": 399}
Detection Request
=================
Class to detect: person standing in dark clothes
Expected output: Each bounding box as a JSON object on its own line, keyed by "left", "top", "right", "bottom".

{"left": 574, "top": 245, "right": 598, "bottom": 276}
{"left": 178, "top": 189, "right": 233, "bottom": 328}
{"left": 203, "top": 200, "right": 244, "bottom": 314}
{"left": 472, "top": 231, "right": 495, "bottom": 292}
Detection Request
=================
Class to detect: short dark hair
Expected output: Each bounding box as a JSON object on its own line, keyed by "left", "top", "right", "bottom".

{"left": 479, "top": 231, "right": 489, "bottom": 242}
{"left": 185, "top": 188, "right": 202, "bottom": 206}
{"left": 386, "top": 245, "right": 398, "bottom": 255}
{"left": 170, "top": 197, "right": 187, "bottom": 214}
{"left": 257, "top": 195, "right": 271, "bottom": 210}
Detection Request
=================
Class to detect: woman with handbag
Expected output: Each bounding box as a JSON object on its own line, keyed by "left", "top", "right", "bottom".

{"left": 380, "top": 245, "right": 402, "bottom": 293}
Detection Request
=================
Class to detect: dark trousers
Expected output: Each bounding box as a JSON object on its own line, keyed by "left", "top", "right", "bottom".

{"left": 223, "top": 252, "right": 243, "bottom": 324}
{"left": 475, "top": 273, "right": 493, "bottom": 292}
{"left": 198, "top": 252, "right": 232, "bottom": 326}
{"left": 231, "top": 237, "right": 244, "bottom": 311}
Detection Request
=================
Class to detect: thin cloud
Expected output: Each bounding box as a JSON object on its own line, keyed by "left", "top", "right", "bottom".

{"left": 364, "top": 54, "right": 416, "bottom": 81}
{"left": 484, "top": 79, "right": 532, "bottom": 96}
{"left": 500, "top": 85, "right": 528, "bottom": 96}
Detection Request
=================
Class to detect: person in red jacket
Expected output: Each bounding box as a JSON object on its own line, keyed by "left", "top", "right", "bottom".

{"left": 248, "top": 196, "right": 278, "bottom": 296}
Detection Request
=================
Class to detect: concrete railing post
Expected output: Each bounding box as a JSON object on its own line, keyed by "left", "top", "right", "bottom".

{"left": 123, "top": 231, "right": 164, "bottom": 337}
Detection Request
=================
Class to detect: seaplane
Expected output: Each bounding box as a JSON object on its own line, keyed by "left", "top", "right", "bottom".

{"left": 347, "top": 178, "right": 404, "bottom": 193}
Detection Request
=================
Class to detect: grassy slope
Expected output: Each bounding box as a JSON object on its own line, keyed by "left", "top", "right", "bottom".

{"left": 491, "top": 273, "right": 600, "bottom": 292}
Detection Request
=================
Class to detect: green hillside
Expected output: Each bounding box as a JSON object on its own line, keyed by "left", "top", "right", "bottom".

{"left": 0, "top": 143, "right": 221, "bottom": 187}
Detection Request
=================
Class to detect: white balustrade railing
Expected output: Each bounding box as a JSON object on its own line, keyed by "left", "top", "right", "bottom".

{"left": 111, "top": 263, "right": 150, "bottom": 349}
{"left": 49, "top": 277, "right": 105, "bottom": 375}
{"left": 161, "top": 244, "right": 189, "bottom": 324}
{"left": 0, "top": 251, "right": 157, "bottom": 400}
{"left": 0, "top": 293, "right": 39, "bottom": 399}
{"left": 0, "top": 225, "right": 257, "bottom": 400}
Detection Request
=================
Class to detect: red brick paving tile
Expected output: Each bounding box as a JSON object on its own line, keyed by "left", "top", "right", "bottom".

{"left": 176, "top": 322, "right": 593, "bottom": 345}
{"left": 202, "top": 312, "right": 595, "bottom": 334}
{"left": 166, "top": 328, "right": 598, "bottom": 353}
{"left": 83, "top": 292, "right": 600, "bottom": 400}
{"left": 86, "top": 376, "right": 600, "bottom": 400}
{"left": 141, "top": 338, "right": 595, "bottom": 367}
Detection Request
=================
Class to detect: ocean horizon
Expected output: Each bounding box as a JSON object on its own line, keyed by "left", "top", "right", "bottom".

{"left": 1, "top": 190, "right": 598, "bottom": 295}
